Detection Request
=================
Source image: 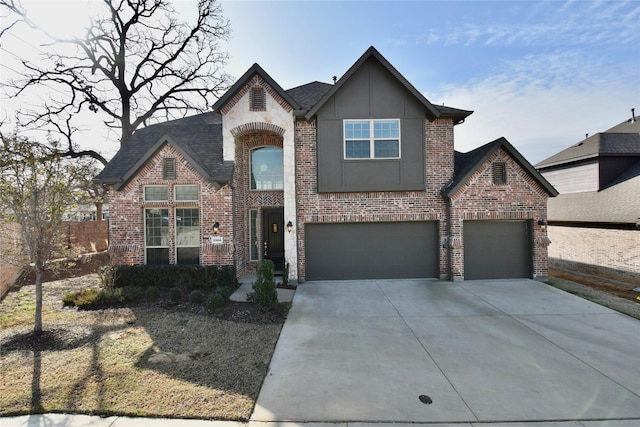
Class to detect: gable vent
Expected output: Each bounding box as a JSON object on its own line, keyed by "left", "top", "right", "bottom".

{"left": 250, "top": 86, "right": 266, "bottom": 111}
{"left": 492, "top": 162, "right": 506, "bottom": 184}
{"left": 163, "top": 157, "right": 176, "bottom": 180}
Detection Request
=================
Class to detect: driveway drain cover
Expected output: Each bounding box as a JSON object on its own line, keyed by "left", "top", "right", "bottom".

{"left": 419, "top": 395, "right": 433, "bottom": 404}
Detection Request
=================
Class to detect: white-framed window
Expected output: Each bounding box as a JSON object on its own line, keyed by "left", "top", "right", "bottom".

{"left": 249, "top": 209, "right": 259, "bottom": 261}
{"left": 250, "top": 146, "right": 284, "bottom": 190}
{"left": 145, "top": 208, "right": 169, "bottom": 264}
{"left": 175, "top": 185, "right": 199, "bottom": 201}
{"left": 344, "top": 119, "right": 401, "bottom": 159}
{"left": 175, "top": 208, "right": 200, "bottom": 265}
{"left": 144, "top": 185, "right": 169, "bottom": 202}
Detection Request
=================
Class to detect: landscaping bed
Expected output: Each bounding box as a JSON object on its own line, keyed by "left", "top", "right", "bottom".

{"left": 0, "top": 256, "right": 288, "bottom": 421}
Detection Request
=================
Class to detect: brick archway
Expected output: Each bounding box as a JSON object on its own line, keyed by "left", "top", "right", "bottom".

{"left": 230, "top": 122, "right": 286, "bottom": 138}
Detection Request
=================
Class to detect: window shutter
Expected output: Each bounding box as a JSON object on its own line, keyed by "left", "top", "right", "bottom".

{"left": 163, "top": 158, "right": 176, "bottom": 180}
{"left": 250, "top": 87, "right": 266, "bottom": 111}
{"left": 493, "top": 162, "right": 506, "bottom": 184}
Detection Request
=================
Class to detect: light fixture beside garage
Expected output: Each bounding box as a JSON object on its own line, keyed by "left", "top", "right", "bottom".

{"left": 213, "top": 221, "right": 220, "bottom": 235}
{"left": 287, "top": 221, "right": 294, "bottom": 233}
{"left": 537, "top": 219, "right": 547, "bottom": 231}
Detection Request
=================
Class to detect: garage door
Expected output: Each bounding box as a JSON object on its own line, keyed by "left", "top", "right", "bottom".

{"left": 305, "top": 222, "right": 439, "bottom": 281}
{"left": 464, "top": 220, "right": 531, "bottom": 280}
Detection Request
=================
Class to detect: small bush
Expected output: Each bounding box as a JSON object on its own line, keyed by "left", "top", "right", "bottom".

{"left": 247, "top": 260, "right": 278, "bottom": 311}
{"left": 207, "top": 293, "right": 225, "bottom": 310}
{"left": 62, "top": 292, "right": 77, "bottom": 307}
{"left": 145, "top": 286, "right": 160, "bottom": 301}
{"left": 98, "top": 265, "right": 118, "bottom": 289}
{"left": 189, "top": 290, "right": 205, "bottom": 304}
{"left": 122, "top": 286, "right": 144, "bottom": 302}
{"left": 216, "top": 286, "right": 233, "bottom": 301}
{"left": 169, "top": 287, "right": 183, "bottom": 302}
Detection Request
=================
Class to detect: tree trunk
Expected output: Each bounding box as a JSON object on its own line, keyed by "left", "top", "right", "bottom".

{"left": 95, "top": 202, "right": 103, "bottom": 221}
{"left": 34, "top": 269, "right": 43, "bottom": 334}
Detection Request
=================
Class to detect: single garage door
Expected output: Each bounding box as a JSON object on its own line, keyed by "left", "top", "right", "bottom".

{"left": 305, "top": 222, "right": 439, "bottom": 281}
{"left": 464, "top": 220, "right": 532, "bottom": 280}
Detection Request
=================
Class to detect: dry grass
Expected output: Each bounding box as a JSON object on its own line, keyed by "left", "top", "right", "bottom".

{"left": 0, "top": 272, "right": 287, "bottom": 421}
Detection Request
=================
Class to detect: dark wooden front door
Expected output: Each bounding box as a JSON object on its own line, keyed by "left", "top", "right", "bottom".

{"left": 263, "top": 208, "right": 284, "bottom": 271}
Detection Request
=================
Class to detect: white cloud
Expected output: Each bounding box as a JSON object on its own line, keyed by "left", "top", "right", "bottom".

{"left": 434, "top": 49, "right": 639, "bottom": 164}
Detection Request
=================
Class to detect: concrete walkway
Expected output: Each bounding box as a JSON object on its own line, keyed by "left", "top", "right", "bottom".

{"left": 3, "top": 279, "right": 640, "bottom": 427}
{"left": 252, "top": 279, "right": 640, "bottom": 424}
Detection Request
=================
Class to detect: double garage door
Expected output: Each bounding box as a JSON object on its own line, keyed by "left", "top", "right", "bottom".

{"left": 305, "top": 220, "right": 532, "bottom": 281}
{"left": 305, "top": 222, "right": 439, "bottom": 281}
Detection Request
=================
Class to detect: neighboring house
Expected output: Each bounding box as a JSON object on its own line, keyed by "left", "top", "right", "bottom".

{"left": 95, "top": 47, "right": 557, "bottom": 282}
{"left": 536, "top": 112, "right": 640, "bottom": 280}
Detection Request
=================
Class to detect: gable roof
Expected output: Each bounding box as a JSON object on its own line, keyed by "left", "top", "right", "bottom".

{"left": 535, "top": 117, "right": 640, "bottom": 169}
{"left": 94, "top": 112, "right": 233, "bottom": 190}
{"left": 304, "top": 46, "right": 443, "bottom": 121}
{"left": 548, "top": 159, "right": 640, "bottom": 225}
{"left": 286, "top": 81, "right": 333, "bottom": 111}
{"left": 212, "top": 63, "right": 301, "bottom": 113}
{"left": 442, "top": 137, "right": 558, "bottom": 198}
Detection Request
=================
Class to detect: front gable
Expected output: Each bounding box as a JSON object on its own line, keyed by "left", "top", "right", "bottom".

{"left": 313, "top": 51, "right": 442, "bottom": 193}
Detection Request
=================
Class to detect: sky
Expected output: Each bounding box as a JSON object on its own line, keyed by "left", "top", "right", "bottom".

{"left": 1, "top": 0, "right": 639, "bottom": 164}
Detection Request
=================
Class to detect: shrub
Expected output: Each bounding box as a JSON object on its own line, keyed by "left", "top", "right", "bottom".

{"left": 121, "top": 286, "right": 144, "bottom": 302}
{"left": 207, "top": 293, "right": 225, "bottom": 310}
{"left": 64, "top": 288, "right": 125, "bottom": 310}
{"left": 189, "top": 290, "right": 205, "bottom": 304}
{"left": 247, "top": 260, "right": 278, "bottom": 311}
{"left": 215, "top": 286, "right": 233, "bottom": 301}
{"left": 169, "top": 287, "right": 183, "bottom": 302}
{"left": 145, "top": 286, "right": 160, "bottom": 301}
{"left": 98, "top": 265, "right": 119, "bottom": 289}
{"left": 62, "top": 292, "right": 77, "bottom": 307}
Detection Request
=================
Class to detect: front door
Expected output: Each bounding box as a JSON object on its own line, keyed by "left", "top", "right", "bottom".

{"left": 263, "top": 208, "right": 284, "bottom": 272}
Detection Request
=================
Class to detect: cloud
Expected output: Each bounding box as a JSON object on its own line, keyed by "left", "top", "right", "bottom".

{"left": 434, "top": 49, "right": 639, "bottom": 164}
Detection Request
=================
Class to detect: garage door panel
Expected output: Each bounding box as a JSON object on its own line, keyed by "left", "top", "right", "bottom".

{"left": 306, "top": 222, "right": 438, "bottom": 281}
{"left": 464, "top": 221, "right": 531, "bottom": 280}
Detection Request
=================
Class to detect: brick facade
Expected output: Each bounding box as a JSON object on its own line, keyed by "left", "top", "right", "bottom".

{"left": 548, "top": 226, "right": 640, "bottom": 281}
{"left": 447, "top": 148, "right": 550, "bottom": 280}
{"left": 107, "top": 144, "right": 234, "bottom": 266}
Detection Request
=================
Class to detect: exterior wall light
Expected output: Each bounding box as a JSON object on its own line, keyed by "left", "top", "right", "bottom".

{"left": 537, "top": 219, "right": 547, "bottom": 231}
{"left": 286, "top": 221, "right": 293, "bottom": 233}
{"left": 213, "top": 221, "right": 220, "bottom": 235}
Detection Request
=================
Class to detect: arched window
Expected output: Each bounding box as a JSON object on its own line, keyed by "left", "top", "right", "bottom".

{"left": 251, "top": 146, "right": 283, "bottom": 190}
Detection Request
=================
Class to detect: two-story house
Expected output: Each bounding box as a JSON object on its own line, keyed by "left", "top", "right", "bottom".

{"left": 95, "top": 47, "right": 557, "bottom": 282}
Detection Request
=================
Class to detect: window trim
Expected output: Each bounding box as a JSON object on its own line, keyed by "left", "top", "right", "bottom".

{"left": 174, "top": 185, "right": 199, "bottom": 202}
{"left": 143, "top": 185, "right": 169, "bottom": 202}
{"left": 249, "top": 209, "right": 259, "bottom": 261}
{"left": 343, "top": 119, "right": 401, "bottom": 160}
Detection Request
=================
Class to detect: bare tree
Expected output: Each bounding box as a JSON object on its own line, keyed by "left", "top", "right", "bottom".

{"left": 1, "top": 0, "right": 231, "bottom": 163}
{"left": 0, "top": 132, "right": 79, "bottom": 334}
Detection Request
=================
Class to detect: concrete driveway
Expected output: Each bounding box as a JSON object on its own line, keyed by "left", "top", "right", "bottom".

{"left": 251, "top": 279, "right": 640, "bottom": 424}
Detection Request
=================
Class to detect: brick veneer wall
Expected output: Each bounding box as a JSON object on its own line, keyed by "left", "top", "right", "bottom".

{"left": 447, "top": 148, "right": 550, "bottom": 280}
{"left": 548, "top": 226, "right": 640, "bottom": 281}
{"left": 107, "top": 144, "right": 234, "bottom": 266}
{"left": 294, "top": 118, "right": 454, "bottom": 280}
{"left": 232, "top": 132, "right": 285, "bottom": 277}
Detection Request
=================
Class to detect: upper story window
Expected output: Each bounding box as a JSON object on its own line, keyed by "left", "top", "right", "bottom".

{"left": 144, "top": 185, "right": 169, "bottom": 201}
{"left": 251, "top": 146, "right": 284, "bottom": 190}
{"left": 344, "top": 119, "right": 401, "bottom": 159}
{"left": 175, "top": 185, "right": 199, "bottom": 201}
{"left": 250, "top": 86, "right": 266, "bottom": 111}
{"left": 493, "top": 162, "right": 507, "bottom": 184}
{"left": 163, "top": 158, "right": 176, "bottom": 179}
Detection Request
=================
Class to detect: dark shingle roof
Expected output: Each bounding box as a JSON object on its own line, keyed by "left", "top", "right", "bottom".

{"left": 443, "top": 137, "right": 558, "bottom": 198}
{"left": 286, "top": 81, "right": 333, "bottom": 111}
{"left": 536, "top": 118, "right": 640, "bottom": 169}
{"left": 94, "top": 112, "right": 233, "bottom": 189}
{"left": 548, "top": 159, "right": 640, "bottom": 224}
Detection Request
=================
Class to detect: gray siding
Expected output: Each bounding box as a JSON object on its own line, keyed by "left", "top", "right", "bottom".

{"left": 316, "top": 58, "right": 427, "bottom": 192}
{"left": 541, "top": 161, "right": 598, "bottom": 194}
